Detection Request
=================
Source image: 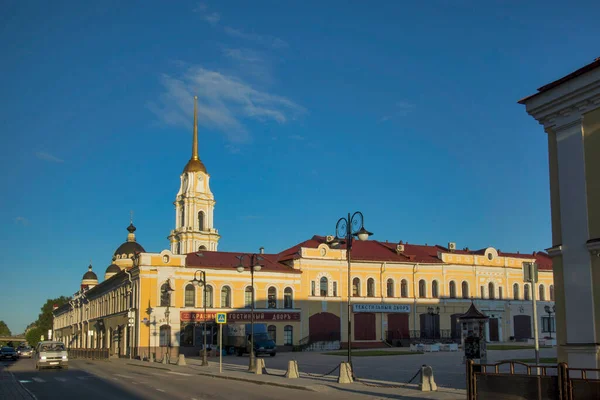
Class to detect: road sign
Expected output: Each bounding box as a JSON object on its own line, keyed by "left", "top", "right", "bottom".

{"left": 216, "top": 312, "right": 227, "bottom": 324}
{"left": 523, "top": 262, "right": 538, "bottom": 283}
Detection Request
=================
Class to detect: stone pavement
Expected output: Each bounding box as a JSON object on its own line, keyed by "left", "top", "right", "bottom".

{"left": 113, "top": 357, "right": 467, "bottom": 399}
{"left": 0, "top": 365, "right": 35, "bottom": 399}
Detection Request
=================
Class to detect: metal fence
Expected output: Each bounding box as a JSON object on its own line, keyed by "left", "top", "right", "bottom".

{"left": 467, "top": 359, "right": 600, "bottom": 400}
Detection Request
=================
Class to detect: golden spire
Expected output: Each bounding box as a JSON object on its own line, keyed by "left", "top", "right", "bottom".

{"left": 192, "top": 96, "right": 199, "bottom": 161}
{"left": 183, "top": 95, "right": 207, "bottom": 173}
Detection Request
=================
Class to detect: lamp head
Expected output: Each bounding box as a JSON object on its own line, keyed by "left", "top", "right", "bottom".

{"left": 253, "top": 265, "right": 262, "bottom": 272}
{"left": 355, "top": 227, "right": 373, "bottom": 241}
{"left": 544, "top": 305, "right": 550, "bottom": 313}
{"left": 236, "top": 265, "right": 245, "bottom": 273}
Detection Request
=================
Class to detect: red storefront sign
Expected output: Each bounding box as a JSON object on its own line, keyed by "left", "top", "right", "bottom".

{"left": 180, "top": 311, "right": 300, "bottom": 323}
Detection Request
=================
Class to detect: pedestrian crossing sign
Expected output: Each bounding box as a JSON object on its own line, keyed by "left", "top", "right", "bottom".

{"left": 216, "top": 312, "right": 227, "bottom": 324}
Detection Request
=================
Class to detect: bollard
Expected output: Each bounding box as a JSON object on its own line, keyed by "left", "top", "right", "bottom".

{"left": 285, "top": 360, "right": 299, "bottom": 379}
{"left": 254, "top": 358, "right": 265, "bottom": 375}
{"left": 419, "top": 365, "right": 438, "bottom": 392}
{"left": 149, "top": 352, "right": 154, "bottom": 363}
{"left": 177, "top": 354, "right": 186, "bottom": 366}
{"left": 162, "top": 354, "right": 169, "bottom": 365}
{"left": 338, "top": 362, "right": 354, "bottom": 384}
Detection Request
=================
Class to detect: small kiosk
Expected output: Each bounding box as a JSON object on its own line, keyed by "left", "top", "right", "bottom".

{"left": 458, "top": 301, "right": 489, "bottom": 364}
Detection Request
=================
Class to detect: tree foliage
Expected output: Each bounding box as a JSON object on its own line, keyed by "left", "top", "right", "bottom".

{"left": 0, "top": 320, "right": 11, "bottom": 336}
{"left": 25, "top": 327, "right": 43, "bottom": 347}
{"left": 36, "top": 296, "right": 70, "bottom": 335}
{"left": 0, "top": 320, "right": 12, "bottom": 346}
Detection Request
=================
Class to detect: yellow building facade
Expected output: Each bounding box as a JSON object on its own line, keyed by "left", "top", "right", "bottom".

{"left": 54, "top": 96, "right": 556, "bottom": 359}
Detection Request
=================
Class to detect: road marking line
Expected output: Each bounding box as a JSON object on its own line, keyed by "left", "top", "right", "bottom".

{"left": 156, "top": 388, "right": 166, "bottom": 392}
{"left": 114, "top": 374, "right": 135, "bottom": 379}
{"left": 19, "top": 380, "right": 32, "bottom": 383}
{"left": 55, "top": 377, "right": 68, "bottom": 382}
{"left": 167, "top": 371, "right": 192, "bottom": 376}
{"left": 32, "top": 377, "right": 46, "bottom": 383}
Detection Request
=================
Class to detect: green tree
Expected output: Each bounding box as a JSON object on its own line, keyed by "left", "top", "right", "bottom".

{"left": 25, "top": 327, "right": 43, "bottom": 347}
{"left": 0, "top": 320, "right": 12, "bottom": 346}
{"left": 36, "top": 296, "right": 70, "bottom": 335}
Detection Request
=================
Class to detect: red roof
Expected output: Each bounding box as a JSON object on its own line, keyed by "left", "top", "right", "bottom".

{"left": 518, "top": 57, "right": 600, "bottom": 104}
{"left": 185, "top": 250, "right": 301, "bottom": 274}
{"left": 276, "top": 235, "right": 551, "bottom": 269}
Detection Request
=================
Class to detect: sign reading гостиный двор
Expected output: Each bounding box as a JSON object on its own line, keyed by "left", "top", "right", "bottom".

{"left": 352, "top": 304, "right": 410, "bottom": 313}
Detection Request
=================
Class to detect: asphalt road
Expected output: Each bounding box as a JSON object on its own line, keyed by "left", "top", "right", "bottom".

{"left": 2, "top": 357, "right": 377, "bottom": 400}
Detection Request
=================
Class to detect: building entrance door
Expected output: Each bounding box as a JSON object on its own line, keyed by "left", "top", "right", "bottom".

{"left": 513, "top": 315, "right": 532, "bottom": 340}
{"left": 387, "top": 313, "right": 409, "bottom": 340}
{"left": 489, "top": 318, "right": 499, "bottom": 341}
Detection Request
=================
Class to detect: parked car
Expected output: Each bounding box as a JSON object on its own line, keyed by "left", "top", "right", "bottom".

{"left": 224, "top": 323, "right": 277, "bottom": 357}
{"left": 17, "top": 346, "right": 33, "bottom": 358}
{"left": 35, "top": 341, "right": 68, "bottom": 370}
{"left": 0, "top": 346, "right": 18, "bottom": 361}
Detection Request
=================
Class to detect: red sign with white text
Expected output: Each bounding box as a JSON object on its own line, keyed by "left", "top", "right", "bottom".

{"left": 180, "top": 311, "right": 300, "bottom": 323}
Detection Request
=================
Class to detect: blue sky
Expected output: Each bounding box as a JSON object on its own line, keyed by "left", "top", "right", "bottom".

{"left": 1, "top": 0, "right": 599, "bottom": 333}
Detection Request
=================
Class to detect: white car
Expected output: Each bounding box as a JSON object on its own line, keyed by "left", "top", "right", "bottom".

{"left": 35, "top": 341, "right": 68, "bottom": 370}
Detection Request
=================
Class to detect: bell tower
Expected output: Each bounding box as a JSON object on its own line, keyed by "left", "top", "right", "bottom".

{"left": 168, "top": 96, "right": 220, "bottom": 254}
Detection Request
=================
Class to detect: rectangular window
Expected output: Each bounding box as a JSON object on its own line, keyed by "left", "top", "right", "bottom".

{"left": 181, "top": 323, "right": 194, "bottom": 347}
{"left": 245, "top": 289, "right": 252, "bottom": 308}
{"left": 185, "top": 288, "right": 195, "bottom": 307}
{"left": 311, "top": 281, "right": 315, "bottom": 296}
{"left": 284, "top": 326, "right": 293, "bottom": 345}
{"left": 333, "top": 282, "right": 337, "bottom": 297}
{"left": 542, "top": 316, "right": 555, "bottom": 333}
{"left": 499, "top": 287, "right": 503, "bottom": 300}
{"left": 480, "top": 286, "right": 485, "bottom": 299}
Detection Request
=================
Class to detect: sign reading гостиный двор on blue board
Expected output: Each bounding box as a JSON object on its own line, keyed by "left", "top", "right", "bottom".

{"left": 352, "top": 304, "right": 410, "bottom": 313}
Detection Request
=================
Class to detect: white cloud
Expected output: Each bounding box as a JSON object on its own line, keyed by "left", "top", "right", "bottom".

{"left": 193, "top": 3, "right": 220, "bottom": 25}
{"left": 222, "top": 48, "right": 263, "bottom": 63}
{"left": 14, "top": 216, "right": 29, "bottom": 226}
{"left": 35, "top": 151, "right": 64, "bottom": 163}
{"left": 148, "top": 65, "right": 305, "bottom": 143}
{"left": 224, "top": 26, "right": 288, "bottom": 49}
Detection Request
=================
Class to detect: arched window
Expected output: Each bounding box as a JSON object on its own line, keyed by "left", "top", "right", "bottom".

{"left": 539, "top": 285, "right": 545, "bottom": 301}
{"left": 180, "top": 207, "right": 185, "bottom": 227}
{"left": 480, "top": 286, "right": 485, "bottom": 299}
{"left": 419, "top": 280, "right": 426, "bottom": 298}
{"left": 550, "top": 285, "right": 555, "bottom": 301}
{"left": 268, "top": 287, "right": 277, "bottom": 308}
{"left": 185, "top": 284, "right": 195, "bottom": 307}
{"left": 198, "top": 245, "right": 207, "bottom": 251}
{"left": 320, "top": 277, "right": 328, "bottom": 296}
{"left": 244, "top": 287, "right": 253, "bottom": 308}
{"left": 488, "top": 282, "right": 495, "bottom": 300}
{"left": 524, "top": 284, "right": 531, "bottom": 301}
{"left": 367, "top": 278, "right": 375, "bottom": 297}
{"left": 386, "top": 279, "right": 394, "bottom": 298}
{"left": 221, "top": 286, "right": 231, "bottom": 308}
{"left": 159, "top": 325, "right": 171, "bottom": 347}
{"left": 449, "top": 281, "right": 456, "bottom": 298}
{"left": 284, "top": 325, "right": 293, "bottom": 345}
{"left": 284, "top": 287, "right": 293, "bottom": 308}
{"left": 352, "top": 278, "right": 361, "bottom": 297}
{"left": 432, "top": 281, "right": 439, "bottom": 298}
{"left": 462, "top": 281, "right": 469, "bottom": 299}
{"left": 401, "top": 279, "right": 408, "bottom": 298}
{"left": 198, "top": 211, "right": 205, "bottom": 231}
{"left": 205, "top": 285, "right": 213, "bottom": 308}
{"left": 513, "top": 283, "right": 520, "bottom": 300}
{"left": 160, "top": 283, "right": 171, "bottom": 307}
{"left": 268, "top": 325, "right": 277, "bottom": 344}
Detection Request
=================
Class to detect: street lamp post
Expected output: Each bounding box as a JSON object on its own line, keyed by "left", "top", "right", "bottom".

{"left": 161, "top": 282, "right": 174, "bottom": 364}
{"left": 235, "top": 254, "right": 263, "bottom": 372}
{"left": 329, "top": 212, "right": 373, "bottom": 369}
{"left": 544, "top": 305, "right": 556, "bottom": 340}
{"left": 191, "top": 270, "right": 209, "bottom": 366}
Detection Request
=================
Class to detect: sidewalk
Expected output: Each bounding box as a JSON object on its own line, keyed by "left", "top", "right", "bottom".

{"left": 0, "top": 366, "right": 34, "bottom": 399}
{"left": 111, "top": 356, "right": 466, "bottom": 399}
